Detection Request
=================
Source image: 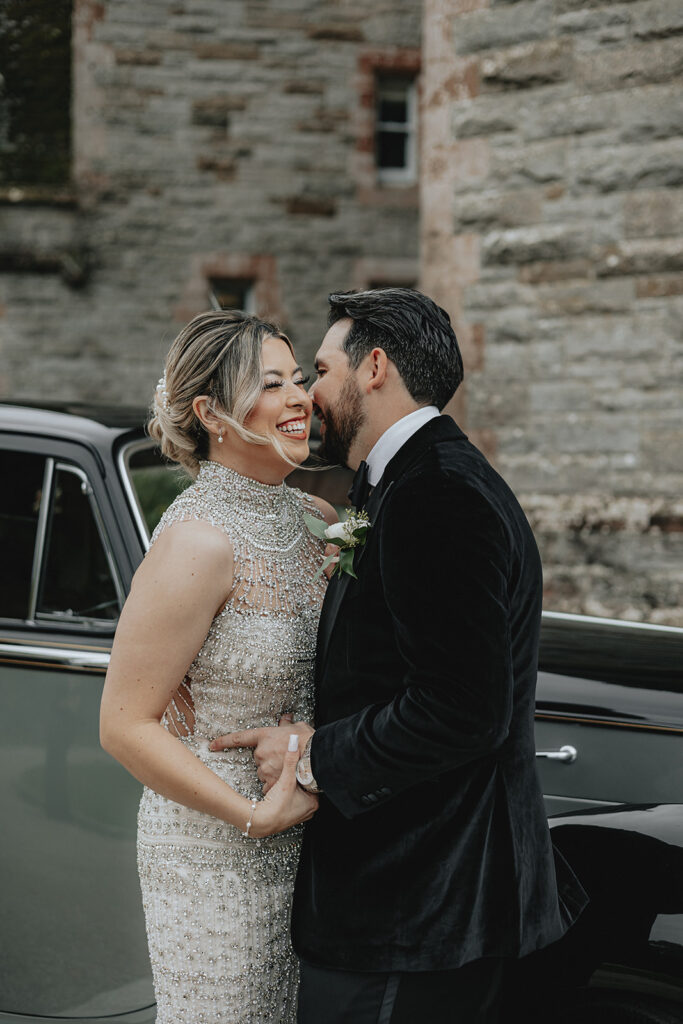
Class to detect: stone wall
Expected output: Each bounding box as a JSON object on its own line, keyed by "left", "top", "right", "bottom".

{"left": 421, "top": 0, "right": 683, "bottom": 624}
{"left": 1, "top": 0, "right": 681, "bottom": 624}
{"left": 0, "top": 0, "right": 421, "bottom": 401}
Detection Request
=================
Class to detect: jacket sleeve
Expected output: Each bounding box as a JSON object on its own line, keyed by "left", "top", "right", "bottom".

{"left": 311, "top": 472, "right": 514, "bottom": 819}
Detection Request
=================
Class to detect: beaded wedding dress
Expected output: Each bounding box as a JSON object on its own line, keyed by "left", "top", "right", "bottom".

{"left": 136, "top": 460, "right": 326, "bottom": 1024}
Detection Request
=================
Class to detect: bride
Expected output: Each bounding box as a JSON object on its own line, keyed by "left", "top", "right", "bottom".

{"left": 100, "top": 310, "right": 336, "bottom": 1023}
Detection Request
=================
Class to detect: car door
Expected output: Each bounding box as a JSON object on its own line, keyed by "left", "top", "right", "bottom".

{"left": 535, "top": 613, "right": 683, "bottom": 815}
{"left": 0, "top": 434, "right": 155, "bottom": 1021}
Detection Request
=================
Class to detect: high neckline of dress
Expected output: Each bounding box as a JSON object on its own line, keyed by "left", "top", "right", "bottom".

{"left": 198, "top": 459, "right": 288, "bottom": 504}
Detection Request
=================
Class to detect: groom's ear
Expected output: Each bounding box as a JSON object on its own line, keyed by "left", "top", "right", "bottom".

{"left": 365, "top": 347, "right": 389, "bottom": 393}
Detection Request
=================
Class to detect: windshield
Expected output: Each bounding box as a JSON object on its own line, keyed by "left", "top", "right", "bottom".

{"left": 120, "top": 441, "right": 191, "bottom": 541}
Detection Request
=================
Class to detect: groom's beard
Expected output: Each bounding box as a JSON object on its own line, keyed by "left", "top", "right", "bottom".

{"left": 318, "top": 374, "right": 366, "bottom": 468}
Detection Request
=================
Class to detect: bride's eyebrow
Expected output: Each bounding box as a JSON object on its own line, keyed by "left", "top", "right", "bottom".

{"left": 263, "top": 366, "right": 303, "bottom": 376}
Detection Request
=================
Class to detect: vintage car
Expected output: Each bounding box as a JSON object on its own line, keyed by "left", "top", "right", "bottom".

{"left": 1, "top": 401, "right": 681, "bottom": 1024}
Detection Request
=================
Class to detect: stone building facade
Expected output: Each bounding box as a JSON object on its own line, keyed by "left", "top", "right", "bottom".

{"left": 421, "top": 0, "right": 683, "bottom": 624}
{"left": 0, "top": 0, "right": 422, "bottom": 398}
{"left": 0, "top": 0, "right": 681, "bottom": 623}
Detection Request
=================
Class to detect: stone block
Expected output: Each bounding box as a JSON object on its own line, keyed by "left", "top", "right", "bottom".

{"left": 632, "top": 0, "right": 683, "bottom": 41}
{"left": 482, "top": 224, "right": 586, "bottom": 266}
{"left": 467, "top": 377, "right": 530, "bottom": 427}
{"left": 521, "top": 90, "right": 615, "bottom": 142}
{"left": 452, "top": 95, "right": 519, "bottom": 139}
{"left": 531, "top": 413, "right": 641, "bottom": 454}
{"left": 642, "top": 429, "right": 683, "bottom": 473}
{"left": 636, "top": 275, "right": 683, "bottom": 298}
{"left": 453, "top": 189, "right": 542, "bottom": 231}
{"left": 196, "top": 155, "right": 236, "bottom": 180}
{"left": 624, "top": 189, "right": 683, "bottom": 238}
{"left": 518, "top": 259, "right": 593, "bottom": 283}
{"left": 596, "top": 239, "right": 683, "bottom": 277}
{"left": 453, "top": 2, "right": 551, "bottom": 55}
{"left": 489, "top": 138, "right": 567, "bottom": 187}
{"left": 283, "top": 79, "right": 326, "bottom": 94}
{"left": 466, "top": 278, "right": 536, "bottom": 311}
{"left": 114, "top": 48, "right": 162, "bottom": 66}
{"left": 534, "top": 279, "right": 634, "bottom": 316}
{"left": 576, "top": 38, "right": 683, "bottom": 92}
{"left": 485, "top": 313, "right": 538, "bottom": 345}
{"left": 570, "top": 139, "right": 683, "bottom": 192}
{"left": 285, "top": 196, "right": 337, "bottom": 216}
{"left": 530, "top": 381, "right": 593, "bottom": 413}
{"left": 191, "top": 96, "right": 247, "bottom": 127}
{"left": 194, "top": 42, "right": 261, "bottom": 60}
{"left": 480, "top": 40, "right": 574, "bottom": 91}
{"left": 560, "top": 313, "right": 672, "bottom": 362}
{"left": 307, "top": 25, "right": 364, "bottom": 42}
{"left": 557, "top": 5, "right": 632, "bottom": 43}
{"left": 619, "top": 85, "right": 683, "bottom": 143}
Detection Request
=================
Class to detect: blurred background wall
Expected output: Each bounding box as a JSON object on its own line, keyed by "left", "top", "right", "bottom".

{"left": 0, "top": 0, "right": 681, "bottom": 624}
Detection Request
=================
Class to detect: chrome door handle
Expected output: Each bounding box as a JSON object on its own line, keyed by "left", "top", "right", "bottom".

{"left": 535, "top": 745, "right": 577, "bottom": 764}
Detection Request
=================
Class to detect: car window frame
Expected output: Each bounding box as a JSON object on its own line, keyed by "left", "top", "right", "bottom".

{"left": 117, "top": 437, "right": 156, "bottom": 550}
{"left": 0, "top": 432, "right": 128, "bottom": 636}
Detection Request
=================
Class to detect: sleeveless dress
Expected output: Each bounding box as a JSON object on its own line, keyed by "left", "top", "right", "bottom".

{"left": 136, "top": 460, "right": 327, "bottom": 1024}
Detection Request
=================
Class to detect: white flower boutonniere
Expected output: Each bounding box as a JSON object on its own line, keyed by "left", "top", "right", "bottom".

{"left": 304, "top": 508, "right": 371, "bottom": 580}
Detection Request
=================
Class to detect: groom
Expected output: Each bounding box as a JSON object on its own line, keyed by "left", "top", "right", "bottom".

{"left": 213, "top": 288, "right": 586, "bottom": 1022}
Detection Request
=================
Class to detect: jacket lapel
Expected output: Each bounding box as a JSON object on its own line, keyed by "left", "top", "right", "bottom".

{"left": 316, "top": 415, "right": 467, "bottom": 676}
{"left": 317, "top": 476, "right": 394, "bottom": 674}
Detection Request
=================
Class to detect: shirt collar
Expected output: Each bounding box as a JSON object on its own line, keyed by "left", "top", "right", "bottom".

{"left": 365, "top": 406, "right": 440, "bottom": 486}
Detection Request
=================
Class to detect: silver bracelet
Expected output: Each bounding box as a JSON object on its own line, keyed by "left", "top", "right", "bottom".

{"left": 242, "top": 798, "right": 258, "bottom": 838}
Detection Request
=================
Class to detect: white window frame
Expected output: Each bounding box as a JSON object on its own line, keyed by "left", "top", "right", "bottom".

{"left": 375, "top": 77, "right": 417, "bottom": 186}
{"left": 207, "top": 278, "right": 256, "bottom": 314}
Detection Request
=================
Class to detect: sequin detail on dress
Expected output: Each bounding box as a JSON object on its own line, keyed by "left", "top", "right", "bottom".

{"left": 136, "top": 460, "right": 326, "bottom": 1024}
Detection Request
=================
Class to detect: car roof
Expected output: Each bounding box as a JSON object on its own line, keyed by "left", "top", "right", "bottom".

{"left": 0, "top": 400, "right": 148, "bottom": 443}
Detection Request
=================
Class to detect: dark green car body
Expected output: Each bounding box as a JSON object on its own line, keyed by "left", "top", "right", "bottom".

{"left": 1, "top": 402, "right": 681, "bottom": 1023}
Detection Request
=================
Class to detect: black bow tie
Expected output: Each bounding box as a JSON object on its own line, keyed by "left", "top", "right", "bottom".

{"left": 348, "top": 460, "right": 370, "bottom": 510}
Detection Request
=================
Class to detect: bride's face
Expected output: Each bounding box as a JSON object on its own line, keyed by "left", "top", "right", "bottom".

{"left": 245, "top": 335, "right": 313, "bottom": 465}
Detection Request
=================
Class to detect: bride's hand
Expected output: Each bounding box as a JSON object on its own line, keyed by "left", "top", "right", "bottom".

{"left": 249, "top": 735, "right": 318, "bottom": 838}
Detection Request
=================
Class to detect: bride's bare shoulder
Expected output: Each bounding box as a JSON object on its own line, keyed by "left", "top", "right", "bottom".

{"left": 142, "top": 518, "right": 235, "bottom": 576}
{"left": 307, "top": 494, "right": 338, "bottom": 526}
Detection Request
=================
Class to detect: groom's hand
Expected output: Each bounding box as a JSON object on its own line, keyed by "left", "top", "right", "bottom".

{"left": 209, "top": 718, "right": 314, "bottom": 792}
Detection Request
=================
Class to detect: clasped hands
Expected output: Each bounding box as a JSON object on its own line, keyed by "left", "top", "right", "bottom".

{"left": 210, "top": 716, "right": 316, "bottom": 837}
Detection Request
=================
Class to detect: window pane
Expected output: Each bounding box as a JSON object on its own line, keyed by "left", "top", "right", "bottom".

{"left": 208, "top": 277, "right": 254, "bottom": 312}
{"left": 37, "top": 468, "right": 119, "bottom": 622}
{"left": 0, "top": 450, "right": 45, "bottom": 619}
{"left": 0, "top": 0, "right": 72, "bottom": 185}
{"left": 377, "top": 130, "right": 407, "bottom": 170}
{"left": 378, "top": 96, "right": 408, "bottom": 124}
{"left": 125, "top": 444, "right": 191, "bottom": 536}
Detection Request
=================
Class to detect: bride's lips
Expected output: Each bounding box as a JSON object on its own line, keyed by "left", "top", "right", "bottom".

{"left": 276, "top": 416, "right": 309, "bottom": 440}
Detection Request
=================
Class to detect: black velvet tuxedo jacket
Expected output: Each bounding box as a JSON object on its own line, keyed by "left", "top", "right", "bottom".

{"left": 292, "top": 415, "right": 586, "bottom": 973}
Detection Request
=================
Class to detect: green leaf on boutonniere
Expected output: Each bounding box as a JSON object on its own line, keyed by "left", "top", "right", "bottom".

{"left": 338, "top": 548, "right": 357, "bottom": 579}
{"left": 303, "top": 512, "right": 330, "bottom": 541}
{"left": 304, "top": 508, "right": 372, "bottom": 580}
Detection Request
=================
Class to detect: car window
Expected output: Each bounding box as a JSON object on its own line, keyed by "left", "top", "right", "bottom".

{"left": 35, "top": 464, "right": 121, "bottom": 624}
{"left": 0, "top": 449, "right": 46, "bottom": 619}
{"left": 122, "top": 442, "right": 190, "bottom": 537}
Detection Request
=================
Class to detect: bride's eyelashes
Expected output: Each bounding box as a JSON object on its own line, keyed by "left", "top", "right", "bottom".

{"left": 262, "top": 375, "right": 311, "bottom": 391}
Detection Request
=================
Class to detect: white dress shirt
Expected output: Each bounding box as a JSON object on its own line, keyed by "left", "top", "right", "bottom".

{"left": 365, "top": 406, "right": 440, "bottom": 487}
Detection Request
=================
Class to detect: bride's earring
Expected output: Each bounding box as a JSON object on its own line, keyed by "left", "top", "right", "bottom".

{"left": 217, "top": 429, "right": 224, "bottom": 444}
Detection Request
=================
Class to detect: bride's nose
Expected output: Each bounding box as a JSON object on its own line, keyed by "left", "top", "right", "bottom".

{"left": 286, "top": 384, "right": 312, "bottom": 411}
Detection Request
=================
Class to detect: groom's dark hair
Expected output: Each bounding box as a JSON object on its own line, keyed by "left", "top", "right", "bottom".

{"left": 327, "top": 288, "right": 463, "bottom": 411}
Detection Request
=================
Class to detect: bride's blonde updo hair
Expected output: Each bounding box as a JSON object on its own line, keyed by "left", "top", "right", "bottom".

{"left": 148, "top": 309, "right": 294, "bottom": 478}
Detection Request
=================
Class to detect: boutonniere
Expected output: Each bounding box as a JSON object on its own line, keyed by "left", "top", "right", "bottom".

{"left": 304, "top": 509, "right": 371, "bottom": 580}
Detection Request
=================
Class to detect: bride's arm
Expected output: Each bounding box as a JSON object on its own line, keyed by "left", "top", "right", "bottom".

{"left": 100, "top": 520, "right": 316, "bottom": 835}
